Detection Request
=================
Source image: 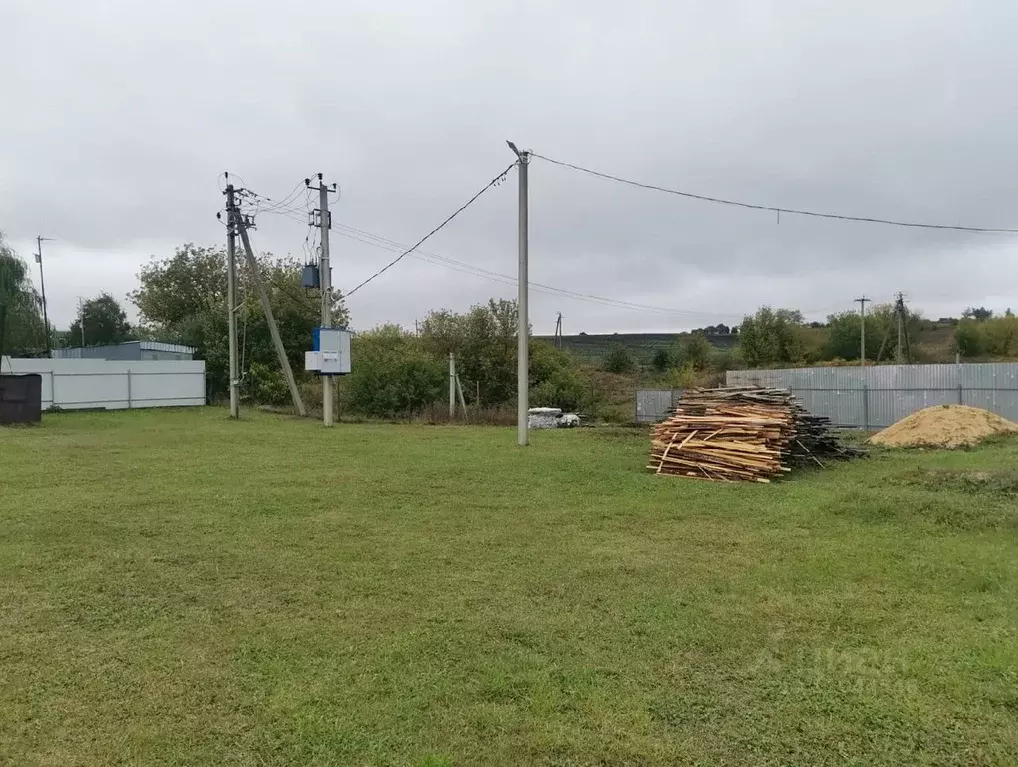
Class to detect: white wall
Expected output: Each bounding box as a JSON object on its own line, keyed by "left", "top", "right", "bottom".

{"left": 0, "top": 358, "right": 206, "bottom": 410}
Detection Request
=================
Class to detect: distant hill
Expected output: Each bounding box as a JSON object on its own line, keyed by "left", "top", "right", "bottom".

{"left": 535, "top": 332, "right": 737, "bottom": 365}
{"left": 537, "top": 321, "right": 971, "bottom": 367}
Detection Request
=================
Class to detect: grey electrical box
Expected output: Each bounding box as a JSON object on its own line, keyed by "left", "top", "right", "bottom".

{"left": 305, "top": 327, "right": 351, "bottom": 375}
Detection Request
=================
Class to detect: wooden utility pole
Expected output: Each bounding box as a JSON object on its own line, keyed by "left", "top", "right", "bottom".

{"left": 236, "top": 220, "right": 306, "bottom": 416}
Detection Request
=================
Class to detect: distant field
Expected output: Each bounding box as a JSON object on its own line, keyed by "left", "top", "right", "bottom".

{"left": 2, "top": 409, "right": 1017, "bottom": 765}
{"left": 535, "top": 332, "right": 736, "bottom": 364}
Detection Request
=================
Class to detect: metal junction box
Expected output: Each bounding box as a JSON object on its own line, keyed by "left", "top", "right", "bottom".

{"left": 305, "top": 327, "right": 351, "bottom": 375}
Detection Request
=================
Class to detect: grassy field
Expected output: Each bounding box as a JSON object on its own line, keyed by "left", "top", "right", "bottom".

{"left": 2, "top": 409, "right": 1017, "bottom": 766}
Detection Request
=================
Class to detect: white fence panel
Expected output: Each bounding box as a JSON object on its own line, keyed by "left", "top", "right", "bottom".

{"left": 0, "top": 358, "right": 206, "bottom": 410}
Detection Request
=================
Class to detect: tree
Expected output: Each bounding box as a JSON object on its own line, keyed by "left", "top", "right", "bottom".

{"left": 685, "top": 332, "right": 714, "bottom": 371}
{"left": 958, "top": 315, "right": 1018, "bottom": 358}
{"left": 131, "top": 244, "right": 348, "bottom": 399}
{"left": 603, "top": 343, "right": 634, "bottom": 374}
{"left": 420, "top": 299, "right": 520, "bottom": 406}
{"left": 956, "top": 319, "right": 985, "bottom": 358}
{"left": 0, "top": 233, "right": 47, "bottom": 358}
{"left": 963, "top": 306, "right": 994, "bottom": 322}
{"left": 825, "top": 304, "right": 921, "bottom": 362}
{"left": 529, "top": 340, "right": 588, "bottom": 410}
{"left": 345, "top": 325, "right": 445, "bottom": 419}
{"left": 68, "top": 293, "right": 132, "bottom": 347}
{"left": 737, "top": 307, "right": 807, "bottom": 367}
{"left": 651, "top": 348, "right": 671, "bottom": 373}
{"left": 131, "top": 244, "right": 227, "bottom": 329}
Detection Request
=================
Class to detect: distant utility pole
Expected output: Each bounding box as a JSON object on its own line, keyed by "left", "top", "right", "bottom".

{"left": 895, "top": 292, "right": 905, "bottom": 363}
{"left": 554, "top": 312, "right": 563, "bottom": 350}
{"left": 507, "top": 140, "right": 530, "bottom": 446}
{"left": 893, "top": 291, "right": 912, "bottom": 364}
{"left": 855, "top": 296, "right": 870, "bottom": 365}
{"left": 224, "top": 181, "right": 240, "bottom": 418}
{"left": 35, "top": 236, "right": 53, "bottom": 355}
{"left": 309, "top": 173, "right": 337, "bottom": 427}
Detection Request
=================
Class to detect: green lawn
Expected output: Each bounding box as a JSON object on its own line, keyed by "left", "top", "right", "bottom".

{"left": 2, "top": 409, "right": 1016, "bottom": 766}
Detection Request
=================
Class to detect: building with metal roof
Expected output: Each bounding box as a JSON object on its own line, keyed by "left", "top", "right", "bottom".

{"left": 51, "top": 341, "right": 195, "bottom": 361}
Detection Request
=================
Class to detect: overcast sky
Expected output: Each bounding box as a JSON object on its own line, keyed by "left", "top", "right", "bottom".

{"left": 3, "top": 0, "right": 1017, "bottom": 334}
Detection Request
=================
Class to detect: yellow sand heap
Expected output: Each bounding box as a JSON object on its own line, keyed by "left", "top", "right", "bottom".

{"left": 870, "top": 405, "right": 1018, "bottom": 449}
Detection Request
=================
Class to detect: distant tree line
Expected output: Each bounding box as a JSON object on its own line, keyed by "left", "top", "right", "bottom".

{"left": 7, "top": 230, "right": 1017, "bottom": 419}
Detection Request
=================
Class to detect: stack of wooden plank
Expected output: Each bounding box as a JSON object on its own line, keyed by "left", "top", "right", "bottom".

{"left": 648, "top": 386, "right": 861, "bottom": 483}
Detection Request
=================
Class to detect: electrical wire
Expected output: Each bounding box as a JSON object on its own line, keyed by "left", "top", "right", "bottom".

{"left": 333, "top": 223, "right": 738, "bottom": 318}
{"left": 257, "top": 180, "right": 306, "bottom": 212}
{"left": 345, "top": 162, "right": 516, "bottom": 297}
{"left": 531, "top": 152, "right": 1018, "bottom": 234}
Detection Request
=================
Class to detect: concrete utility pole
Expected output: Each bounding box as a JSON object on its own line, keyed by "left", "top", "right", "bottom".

{"left": 236, "top": 219, "right": 306, "bottom": 416}
{"left": 316, "top": 173, "right": 335, "bottom": 427}
{"left": 456, "top": 372, "right": 467, "bottom": 418}
{"left": 855, "top": 296, "right": 870, "bottom": 365}
{"left": 507, "top": 140, "right": 530, "bottom": 446}
{"left": 35, "top": 236, "right": 53, "bottom": 355}
{"left": 225, "top": 183, "right": 240, "bottom": 418}
{"left": 895, "top": 292, "right": 905, "bottom": 364}
{"left": 77, "top": 298, "right": 85, "bottom": 347}
{"left": 449, "top": 352, "right": 456, "bottom": 419}
{"left": 554, "top": 312, "right": 563, "bottom": 350}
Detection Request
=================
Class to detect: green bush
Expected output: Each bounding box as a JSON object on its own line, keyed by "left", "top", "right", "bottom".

{"left": 685, "top": 333, "right": 713, "bottom": 371}
{"left": 958, "top": 315, "right": 1018, "bottom": 358}
{"left": 711, "top": 345, "right": 743, "bottom": 372}
{"left": 603, "top": 343, "right": 634, "bottom": 374}
{"left": 651, "top": 348, "right": 671, "bottom": 373}
{"left": 245, "top": 361, "right": 292, "bottom": 406}
{"left": 737, "top": 307, "right": 807, "bottom": 367}
{"left": 530, "top": 340, "right": 588, "bottom": 410}
{"left": 345, "top": 326, "right": 445, "bottom": 419}
{"left": 956, "top": 319, "right": 985, "bottom": 358}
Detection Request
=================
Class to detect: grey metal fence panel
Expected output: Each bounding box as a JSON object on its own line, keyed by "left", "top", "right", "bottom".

{"left": 722, "top": 363, "right": 1018, "bottom": 428}
{"left": 635, "top": 389, "right": 674, "bottom": 423}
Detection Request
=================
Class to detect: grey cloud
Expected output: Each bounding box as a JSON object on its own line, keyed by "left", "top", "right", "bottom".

{"left": 2, "top": 0, "right": 1016, "bottom": 333}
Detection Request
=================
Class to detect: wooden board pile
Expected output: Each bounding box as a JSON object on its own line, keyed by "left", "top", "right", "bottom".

{"left": 648, "top": 386, "right": 862, "bottom": 483}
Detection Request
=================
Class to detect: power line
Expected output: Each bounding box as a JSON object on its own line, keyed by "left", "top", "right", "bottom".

{"left": 345, "top": 162, "right": 516, "bottom": 297}
{"left": 333, "top": 223, "right": 772, "bottom": 318}
{"left": 532, "top": 152, "right": 1018, "bottom": 234}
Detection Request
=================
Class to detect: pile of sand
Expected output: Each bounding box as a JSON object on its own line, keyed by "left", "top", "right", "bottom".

{"left": 870, "top": 405, "right": 1018, "bottom": 449}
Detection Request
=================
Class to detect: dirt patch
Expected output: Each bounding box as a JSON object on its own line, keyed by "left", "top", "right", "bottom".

{"left": 870, "top": 405, "right": 1018, "bottom": 449}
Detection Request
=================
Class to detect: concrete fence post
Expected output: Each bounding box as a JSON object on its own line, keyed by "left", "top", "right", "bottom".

{"left": 957, "top": 383, "right": 963, "bottom": 405}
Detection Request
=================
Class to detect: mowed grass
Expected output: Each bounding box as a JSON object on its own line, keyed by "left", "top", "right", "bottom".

{"left": 2, "top": 409, "right": 1017, "bottom": 766}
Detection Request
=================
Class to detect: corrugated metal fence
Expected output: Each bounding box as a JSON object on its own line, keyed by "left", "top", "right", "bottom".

{"left": 1, "top": 358, "right": 206, "bottom": 411}
{"left": 635, "top": 363, "right": 1018, "bottom": 427}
